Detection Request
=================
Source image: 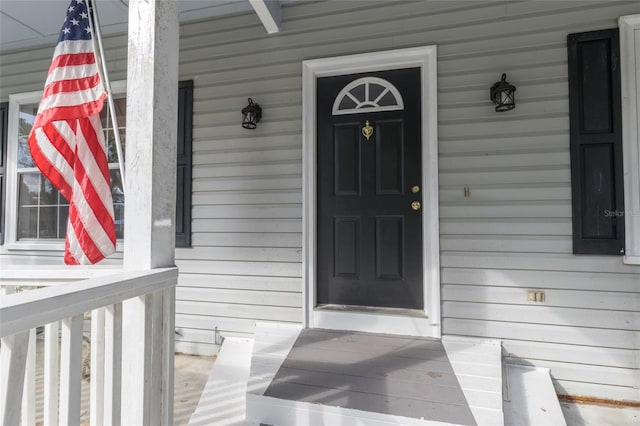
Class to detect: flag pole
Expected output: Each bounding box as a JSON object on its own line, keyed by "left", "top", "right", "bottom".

{"left": 87, "top": 0, "right": 126, "bottom": 194}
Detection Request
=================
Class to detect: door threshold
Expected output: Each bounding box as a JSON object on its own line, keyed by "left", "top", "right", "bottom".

{"left": 312, "top": 305, "right": 434, "bottom": 337}
{"left": 315, "top": 304, "right": 427, "bottom": 318}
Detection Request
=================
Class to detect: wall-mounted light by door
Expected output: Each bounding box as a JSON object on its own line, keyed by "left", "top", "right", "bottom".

{"left": 490, "top": 73, "right": 516, "bottom": 112}
{"left": 241, "top": 98, "right": 262, "bottom": 129}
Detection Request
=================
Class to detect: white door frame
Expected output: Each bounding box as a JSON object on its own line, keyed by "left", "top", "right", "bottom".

{"left": 302, "top": 46, "right": 441, "bottom": 338}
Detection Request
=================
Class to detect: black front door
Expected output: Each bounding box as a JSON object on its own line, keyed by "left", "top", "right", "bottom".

{"left": 317, "top": 68, "right": 423, "bottom": 310}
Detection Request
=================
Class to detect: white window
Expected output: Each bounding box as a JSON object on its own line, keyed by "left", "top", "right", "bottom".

{"left": 332, "top": 77, "right": 404, "bottom": 115}
{"left": 5, "top": 82, "right": 126, "bottom": 250}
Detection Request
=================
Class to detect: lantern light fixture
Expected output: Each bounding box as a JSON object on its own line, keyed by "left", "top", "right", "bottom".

{"left": 241, "top": 98, "right": 262, "bottom": 129}
{"left": 490, "top": 73, "right": 516, "bottom": 112}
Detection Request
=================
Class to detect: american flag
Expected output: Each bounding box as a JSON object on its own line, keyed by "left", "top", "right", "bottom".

{"left": 28, "top": 0, "right": 116, "bottom": 265}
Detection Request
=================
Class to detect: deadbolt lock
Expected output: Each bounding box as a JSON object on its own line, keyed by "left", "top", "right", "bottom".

{"left": 411, "top": 201, "right": 421, "bottom": 211}
{"left": 411, "top": 185, "right": 420, "bottom": 193}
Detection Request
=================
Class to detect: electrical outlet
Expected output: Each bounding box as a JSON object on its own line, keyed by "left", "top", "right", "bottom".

{"left": 527, "top": 290, "right": 545, "bottom": 302}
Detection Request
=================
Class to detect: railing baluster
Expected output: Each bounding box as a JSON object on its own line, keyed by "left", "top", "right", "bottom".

{"left": 0, "top": 331, "right": 30, "bottom": 426}
{"left": 44, "top": 321, "right": 60, "bottom": 426}
{"left": 21, "top": 328, "right": 37, "bottom": 426}
{"left": 121, "top": 295, "right": 153, "bottom": 425}
{"left": 90, "top": 308, "right": 105, "bottom": 426}
{"left": 149, "top": 291, "right": 163, "bottom": 426}
{"left": 161, "top": 287, "right": 176, "bottom": 426}
{"left": 59, "top": 315, "right": 83, "bottom": 426}
{"left": 104, "top": 303, "right": 122, "bottom": 426}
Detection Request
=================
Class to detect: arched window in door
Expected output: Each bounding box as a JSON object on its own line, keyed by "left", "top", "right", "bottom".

{"left": 332, "top": 77, "right": 404, "bottom": 115}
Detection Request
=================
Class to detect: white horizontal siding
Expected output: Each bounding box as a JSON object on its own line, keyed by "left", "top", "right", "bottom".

{"left": 177, "top": 273, "right": 300, "bottom": 292}
{"left": 176, "top": 301, "right": 300, "bottom": 323}
{"left": 1, "top": 0, "right": 639, "bottom": 401}
{"left": 443, "top": 287, "right": 639, "bottom": 312}
{"left": 443, "top": 302, "right": 638, "bottom": 330}
{"left": 442, "top": 268, "right": 640, "bottom": 292}
{"left": 504, "top": 340, "right": 636, "bottom": 370}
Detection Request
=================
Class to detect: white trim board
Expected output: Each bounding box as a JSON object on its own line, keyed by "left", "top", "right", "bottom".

{"left": 248, "top": 0, "right": 281, "bottom": 34}
{"left": 187, "top": 337, "right": 254, "bottom": 426}
{"left": 301, "top": 46, "right": 441, "bottom": 338}
{"left": 620, "top": 14, "right": 640, "bottom": 265}
{"left": 246, "top": 393, "right": 460, "bottom": 426}
{"left": 503, "top": 364, "right": 566, "bottom": 426}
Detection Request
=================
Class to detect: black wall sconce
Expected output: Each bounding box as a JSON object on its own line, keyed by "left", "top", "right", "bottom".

{"left": 490, "top": 73, "right": 516, "bottom": 112}
{"left": 241, "top": 98, "right": 262, "bottom": 129}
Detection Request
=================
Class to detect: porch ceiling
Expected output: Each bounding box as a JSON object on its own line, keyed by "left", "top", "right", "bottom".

{"left": 0, "top": 0, "right": 294, "bottom": 53}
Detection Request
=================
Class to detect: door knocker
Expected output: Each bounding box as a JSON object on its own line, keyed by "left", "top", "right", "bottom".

{"left": 362, "top": 120, "right": 374, "bottom": 141}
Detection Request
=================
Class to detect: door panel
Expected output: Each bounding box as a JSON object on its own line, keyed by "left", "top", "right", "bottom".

{"left": 376, "top": 215, "right": 404, "bottom": 280}
{"left": 334, "top": 124, "right": 361, "bottom": 196}
{"left": 317, "top": 68, "right": 423, "bottom": 309}
{"left": 334, "top": 216, "right": 360, "bottom": 278}
{"left": 376, "top": 120, "right": 404, "bottom": 195}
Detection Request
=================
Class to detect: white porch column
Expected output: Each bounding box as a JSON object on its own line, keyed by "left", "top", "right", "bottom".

{"left": 121, "top": 1, "right": 179, "bottom": 425}
{"left": 123, "top": 1, "right": 179, "bottom": 269}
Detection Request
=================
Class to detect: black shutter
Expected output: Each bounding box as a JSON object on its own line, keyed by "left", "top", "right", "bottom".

{"left": 176, "top": 80, "right": 193, "bottom": 248}
{"left": 567, "top": 29, "right": 625, "bottom": 255}
{"left": 0, "top": 102, "right": 7, "bottom": 245}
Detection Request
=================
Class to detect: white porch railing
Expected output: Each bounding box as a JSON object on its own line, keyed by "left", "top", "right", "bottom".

{"left": 0, "top": 267, "right": 178, "bottom": 426}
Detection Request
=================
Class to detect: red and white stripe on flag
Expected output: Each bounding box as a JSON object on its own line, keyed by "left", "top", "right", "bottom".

{"left": 28, "top": 0, "right": 116, "bottom": 265}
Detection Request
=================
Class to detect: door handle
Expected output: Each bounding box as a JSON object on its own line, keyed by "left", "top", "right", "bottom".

{"left": 411, "top": 201, "right": 421, "bottom": 211}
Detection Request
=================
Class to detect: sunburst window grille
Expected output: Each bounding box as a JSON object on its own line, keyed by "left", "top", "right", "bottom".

{"left": 332, "top": 77, "right": 404, "bottom": 115}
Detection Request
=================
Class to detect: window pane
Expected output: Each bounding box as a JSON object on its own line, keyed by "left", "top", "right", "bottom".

{"left": 59, "top": 205, "right": 68, "bottom": 237}
{"left": 39, "top": 207, "right": 58, "bottom": 238}
{"left": 18, "top": 207, "right": 38, "bottom": 239}
{"left": 110, "top": 169, "right": 125, "bottom": 239}
{"left": 19, "top": 173, "right": 40, "bottom": 206}
{"left": 106, "top": 130, "right": 126, "bottom": 163}
{"left": 60, "top": 191, "right": 70, "bottom": 205}
{"left": 102, "top": 97, "right": 126, "bottom": 129}
{"left": 17, "top": 104, "right": 38, "bottom": 169}
{"left": 103, "top": 97, "right": 126, "bottom": 164}
{"left": 40, "top": 178, "right": 58, "bottom": 205}
{"left": 114, "top": 98, "right": 126, "bottom": 127}
{"left": 114, "top": 204, "right": 124, "bottom": 239}
{"left": 18, "top": 172, "right": 69, "bottom": 240}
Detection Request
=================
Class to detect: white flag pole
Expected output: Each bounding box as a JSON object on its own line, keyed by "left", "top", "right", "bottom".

{"left": 87, "top": 0, "right": 126, "bottom": 194}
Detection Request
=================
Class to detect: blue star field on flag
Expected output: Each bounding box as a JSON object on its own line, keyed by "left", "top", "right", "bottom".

{"left": 58, "top": 0, "right": 93, "bottom": 43}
